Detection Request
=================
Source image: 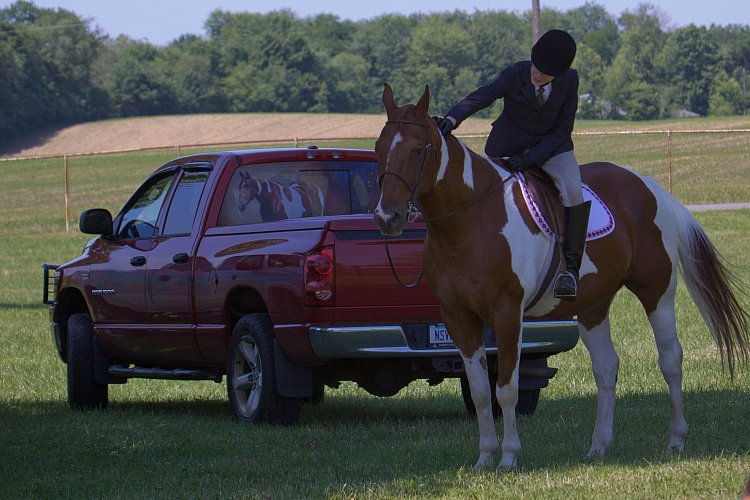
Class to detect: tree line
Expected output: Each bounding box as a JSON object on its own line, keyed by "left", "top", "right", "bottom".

{"left": 1, "top": 0, "right": 749, "bottom": 146}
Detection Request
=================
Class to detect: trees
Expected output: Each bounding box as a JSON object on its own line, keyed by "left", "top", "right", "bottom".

{"left": 657, "top": 25, "right": 721, "bottom": 116}
{"left": 96, "top": 37, "right": 176, "bottom": 117}
{"left": 0, "top": 1, "right": 105, "bottom": 142}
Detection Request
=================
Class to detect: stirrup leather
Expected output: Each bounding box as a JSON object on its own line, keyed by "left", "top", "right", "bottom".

{"left": 554, "top": 271, "right": 578, "bottom": 299}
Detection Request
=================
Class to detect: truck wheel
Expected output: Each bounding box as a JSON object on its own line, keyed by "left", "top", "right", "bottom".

{"left": 227, "top": 314, "right": 302, "bottom": 425}
{"left": 460, "top": 375, "right": 540, "bottom": 418}
{"left": 67, "top": 313, "right": 108, "bottom": 409}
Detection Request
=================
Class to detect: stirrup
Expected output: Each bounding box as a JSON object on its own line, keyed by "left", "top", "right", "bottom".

{"left": 554, "top": 271, "right": 578, "bottom": 300}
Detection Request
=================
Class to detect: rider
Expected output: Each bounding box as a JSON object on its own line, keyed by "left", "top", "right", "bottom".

{"left": 435, "top": 29, "right": 590, "bottom": 300}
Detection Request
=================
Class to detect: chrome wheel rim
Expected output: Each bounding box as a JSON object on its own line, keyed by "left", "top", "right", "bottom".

{"left": 232, "top": 336, "right": 262, "bottom": 417}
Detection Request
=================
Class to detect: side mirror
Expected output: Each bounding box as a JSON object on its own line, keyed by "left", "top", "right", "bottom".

{"left": 79, "top": 209, "right": 113, "bottom": 235}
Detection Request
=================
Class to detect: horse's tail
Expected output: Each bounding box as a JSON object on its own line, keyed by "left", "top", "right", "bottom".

{"left": 656, "top": 184, "right": 750, "bottom": 377}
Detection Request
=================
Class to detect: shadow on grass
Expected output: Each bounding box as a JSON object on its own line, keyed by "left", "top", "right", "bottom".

{"left": 1, "top": 387, "right": 748, "bottom": 499}
{"left": 4, "top": 385, "right": 748, "bottom": 465}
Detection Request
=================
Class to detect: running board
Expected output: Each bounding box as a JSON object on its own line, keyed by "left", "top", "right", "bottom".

{"left": 108, "top": 365, "right": 223, "bottom": 383}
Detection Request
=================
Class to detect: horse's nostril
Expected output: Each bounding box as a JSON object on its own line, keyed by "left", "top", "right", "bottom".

{"left": 391, "top": 211, "right": 402, "bottom": 226}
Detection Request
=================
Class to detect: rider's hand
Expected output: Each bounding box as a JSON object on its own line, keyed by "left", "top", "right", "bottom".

{"left": 507, "top": 154, "right": 533, "bottom": 173}
{"left": 435, "top": 116, "right": 456, "bottom": 137}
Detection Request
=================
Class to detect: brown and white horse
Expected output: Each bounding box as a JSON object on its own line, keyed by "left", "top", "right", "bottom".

{"left": 373, "top": 83, "right": 749, "bottom": 469}
{"left": 238, "top": 172, "right": 324, "bottom": 221}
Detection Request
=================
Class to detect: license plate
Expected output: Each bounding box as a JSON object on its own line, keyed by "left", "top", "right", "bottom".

{"left": 429, "top": 323, "right": 454, "bottom": 347}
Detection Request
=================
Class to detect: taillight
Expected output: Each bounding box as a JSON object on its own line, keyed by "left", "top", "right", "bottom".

{"left": 305, "top": 247, "right": 334, "bottom": 305}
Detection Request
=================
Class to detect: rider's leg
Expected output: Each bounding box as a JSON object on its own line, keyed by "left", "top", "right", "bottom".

{"left": 540, "top": 151, "right": 590, "bottom": 299}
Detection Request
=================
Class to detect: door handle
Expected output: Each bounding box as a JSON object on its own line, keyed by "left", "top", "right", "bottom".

{"left": 130, "top": 256, "right": 146, "bottom": 267}
{"left": 172, "top": 253, "right": 189, "bottom": 264}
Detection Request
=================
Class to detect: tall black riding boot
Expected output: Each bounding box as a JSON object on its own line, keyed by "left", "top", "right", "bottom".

{"left": 554, "top": 201, "right": 592, "bottom": 300}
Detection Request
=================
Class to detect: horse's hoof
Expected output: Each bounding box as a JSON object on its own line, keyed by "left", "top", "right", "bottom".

{"left": 667, "top": 439, "right": 685, "bottom": 453}
{"left": 473, "top": 455, "right": 495, "bottom": 469}
{"left": 496, "top": 461, "right": 518, "bottom": 472}
{"left": 585, "top": 448, "right": 606, "bottom": 460}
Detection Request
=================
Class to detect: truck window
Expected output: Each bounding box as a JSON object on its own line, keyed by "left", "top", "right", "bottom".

{"left": 217, "top": 161, "right": 379, "bottom": 226}
{"left": 117, "top": 173, "right": 175, "bottom": 238}
{"left": 162, "top": 171, "right": 209, "bottom": 235}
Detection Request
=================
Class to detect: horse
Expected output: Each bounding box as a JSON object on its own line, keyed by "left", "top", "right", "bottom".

{"left": 237, "top": 172, "right": 324, "bottom": 221}
{"left": 373, "top": 83, "right": 749, "bottom": 470}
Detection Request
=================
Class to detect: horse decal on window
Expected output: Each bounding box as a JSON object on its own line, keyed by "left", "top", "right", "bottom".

{"left": 237, "top": 172, "right": 325, "bottom": 221}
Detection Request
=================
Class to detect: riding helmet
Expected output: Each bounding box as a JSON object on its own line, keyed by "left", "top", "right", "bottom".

{"left": 531, "top": 29, "right": 577, "bottom": 76}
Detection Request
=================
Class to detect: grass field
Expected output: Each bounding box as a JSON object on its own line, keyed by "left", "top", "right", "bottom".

{"left": 0, "top": 211, "right": 748, "bottom": 497}
{"left": 0, "top": 121, "right": 749, "bottom": 497}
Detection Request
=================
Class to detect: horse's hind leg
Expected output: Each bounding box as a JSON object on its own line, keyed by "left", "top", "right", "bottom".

{"left": 643, "top": 285, "right": 689, "bottom": 451}
{"left": 578, "top": 305, "right": 619, "bottom": 458}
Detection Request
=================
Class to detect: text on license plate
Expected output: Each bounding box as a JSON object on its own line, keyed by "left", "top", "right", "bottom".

{"left": 429, "top": 323, "right": 454, "bottom": 346}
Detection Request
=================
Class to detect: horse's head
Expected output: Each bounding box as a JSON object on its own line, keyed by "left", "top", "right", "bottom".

{"left": 238, "top": 171, "right": 260, "bottom": 212}
{"left": 374, "top": 83, "right": 438, "bottom": 236}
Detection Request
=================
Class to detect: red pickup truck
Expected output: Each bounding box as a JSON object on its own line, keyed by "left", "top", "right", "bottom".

{"left": 44, "top": 147, "right": 578, "bottom": 424}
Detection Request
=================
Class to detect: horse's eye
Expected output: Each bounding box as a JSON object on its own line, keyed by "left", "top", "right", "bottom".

{"left": 414, "top": 148, "right": 423, "bottom": 156}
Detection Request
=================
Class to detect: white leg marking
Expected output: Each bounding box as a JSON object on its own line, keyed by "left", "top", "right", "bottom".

{"left": 495, "top": 355, "right": 521, "bottom": 469}
{"left": 649, "top": 282, "right": 688, "bottom": 452}
{"left": 579, "top": 316, "right": 619, "bottom": 458}
{"left": 461, "top": 347, "right": 499, "bottom": 468}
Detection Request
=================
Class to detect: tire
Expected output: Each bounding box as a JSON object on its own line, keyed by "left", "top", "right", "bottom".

{"left": 67, "top": 313, "right": 108, "bottom": 409}
{"left": 460, "top": 373, "right": 540, "bottom": 418}
{"left": 226, "top": 314, "right": 302, "bottom": 425}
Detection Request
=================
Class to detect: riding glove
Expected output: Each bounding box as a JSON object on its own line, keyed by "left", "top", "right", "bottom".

{"left": 435, "top": 116, "right": 455, "bottom": 137}
{"left": 507, "top": 154, "right": 534, "bottom": 173}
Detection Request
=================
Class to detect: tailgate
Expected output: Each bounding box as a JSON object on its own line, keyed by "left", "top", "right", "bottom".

{"left": 330, "top": 217, "right": 439, "bottom": 321}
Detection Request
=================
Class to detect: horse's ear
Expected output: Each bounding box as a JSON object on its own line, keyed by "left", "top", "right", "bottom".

{"left": 415, "top": 85, "right": 430, "bottom": 116}
{"left": 383, "top": 82, "right": 397, "bottom": 117}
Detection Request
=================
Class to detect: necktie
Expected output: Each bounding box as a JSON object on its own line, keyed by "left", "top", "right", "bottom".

{"left": 536, "top": 86, "right": 546, "bottom": 108}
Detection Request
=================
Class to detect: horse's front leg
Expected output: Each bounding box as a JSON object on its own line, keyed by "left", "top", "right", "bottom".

{"left": 491, "top": 303, "right": 523, "bottom": 470}
{"left": 445, "top": 310, "right": 499, "bottom": 468}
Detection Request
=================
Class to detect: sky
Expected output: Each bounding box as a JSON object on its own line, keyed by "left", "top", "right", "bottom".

{"left": 2, "top": 0, "right": 747, "bottom": 46}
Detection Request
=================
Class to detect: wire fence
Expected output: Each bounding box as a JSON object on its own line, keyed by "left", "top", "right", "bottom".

{"left": 1, "top": 129, "right": 749, "bottom": 233}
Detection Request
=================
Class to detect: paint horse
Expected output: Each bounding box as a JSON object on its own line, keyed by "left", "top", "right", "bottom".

{"left": 238, "top": 172, "right": 324, "bottom": 221}
{"left": 373, "top": 83, "right": 749, "bottom": 469}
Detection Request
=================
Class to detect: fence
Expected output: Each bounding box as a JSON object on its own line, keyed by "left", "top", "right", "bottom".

{"left": 1, "top": 129, "right": 749, "bottom": 234}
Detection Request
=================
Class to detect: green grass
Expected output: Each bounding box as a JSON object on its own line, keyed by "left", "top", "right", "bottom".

{"left": 1, "top": 163, "right": 749, "bottom": 499}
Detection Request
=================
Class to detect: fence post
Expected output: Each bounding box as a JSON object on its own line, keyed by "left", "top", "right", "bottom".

{"left": 64, "top": 154, "right": 70, "bottom": 232}
{"left": 294, "top": 137, "right": 299, "bottom": 147}
{"left": 667, "top": 130, "right": 672, "bottom": 194}
{"left": 176, "top": 145, "right": 181, "bottom": 157}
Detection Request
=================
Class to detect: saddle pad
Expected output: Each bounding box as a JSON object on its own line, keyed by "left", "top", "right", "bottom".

{"left": 517, "top": 175, "right": 614, "bottom": 241}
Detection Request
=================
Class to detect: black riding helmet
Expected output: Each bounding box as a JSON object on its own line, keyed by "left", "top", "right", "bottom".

{"left": 531, "top": 29, "right": 577, "bottom": 76}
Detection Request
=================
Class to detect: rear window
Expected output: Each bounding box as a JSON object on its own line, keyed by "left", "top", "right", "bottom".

{"left": 217, "top": 160, "right": 379, "bottom": 226}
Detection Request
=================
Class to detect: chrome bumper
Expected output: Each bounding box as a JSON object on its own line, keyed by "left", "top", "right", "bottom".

{"left": 309, "top": 320, "right": 579, "bottom": 360}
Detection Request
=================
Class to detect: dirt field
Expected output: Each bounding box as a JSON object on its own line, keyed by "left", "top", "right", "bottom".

{"left": 1, "top": 113, "right": 496, "bottom": 157}
{"left": 3, "top": 113, "right": 748, "bottom": 158}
